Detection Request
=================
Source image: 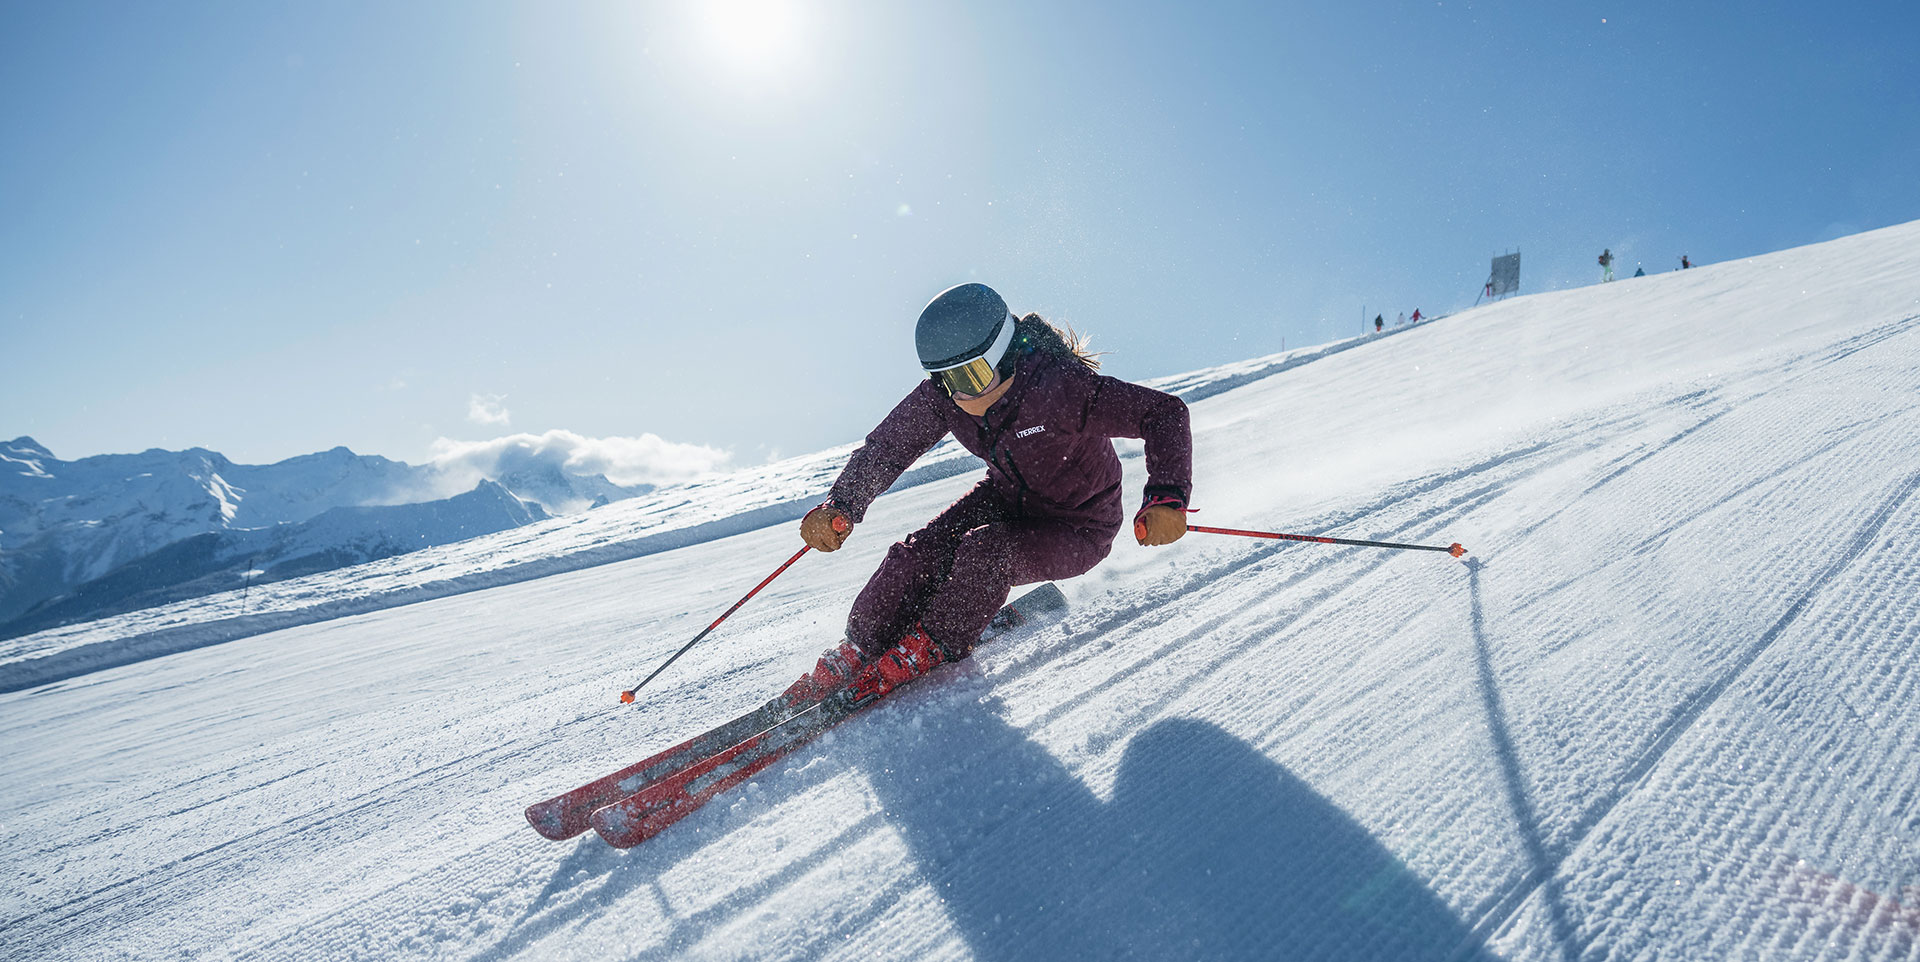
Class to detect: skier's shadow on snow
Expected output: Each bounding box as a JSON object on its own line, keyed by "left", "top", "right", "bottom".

{"left": 865, "top": 700, "right": 1489, "bottom": 961}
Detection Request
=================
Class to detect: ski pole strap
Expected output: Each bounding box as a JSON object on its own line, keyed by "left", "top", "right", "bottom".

{"left": 1187, "top": 524, "right": 1466, "bottom": 558}
{"left": 621, "top": 544, "right": 814, "bottom": 704}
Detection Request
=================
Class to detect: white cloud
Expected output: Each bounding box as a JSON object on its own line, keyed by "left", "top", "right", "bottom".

{"left": 468, "top": 393, "right": 511, "bottom": 426}
{"left": 428, "top": 429, "right": 732, "bottom": 489}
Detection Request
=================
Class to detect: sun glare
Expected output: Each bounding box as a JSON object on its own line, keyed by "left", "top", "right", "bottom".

{"left": 696, "top": 0, "right": 807, "bottom": 78}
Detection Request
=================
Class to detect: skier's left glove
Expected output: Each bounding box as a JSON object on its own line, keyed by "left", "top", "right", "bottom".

{"left": 1133, "top": 496, "right": 1190, "bottom": 547}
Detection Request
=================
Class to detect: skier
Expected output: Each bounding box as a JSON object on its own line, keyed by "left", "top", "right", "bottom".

{"left": 1375, "top": 314, "right": 1384, "bottom": 332}
{"left": 1633, "top": 265, "right": 1645, "bottom": 277}
{"left": 1599, "top": 249, "right": 1614, "bottom": 282}
{"left": 1681, "top": 254, "right": 1691, "bottom": 269}
{"left": 1410, "top": 308, "right": 1422, "bottom": 323}
{"left": 784, "top": 283, "right": 1193, "bottom": 704}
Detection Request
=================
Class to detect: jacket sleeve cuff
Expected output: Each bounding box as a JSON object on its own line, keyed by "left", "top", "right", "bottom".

{"left": 1139, "top": 487, "right": 1187, "bottom": 513}
{"left": 819, "top": 496, "right": 857, "bottom": 522}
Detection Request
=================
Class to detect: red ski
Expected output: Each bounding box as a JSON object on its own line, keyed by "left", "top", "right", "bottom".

{"left": 588, "top": 686, "right": 865, "bottom": 847}
{"left": 524, "top": 692, "right": 806, "bottom": 840}
{"left": 526, "top": 583, "right": 1067, "bottom": 845}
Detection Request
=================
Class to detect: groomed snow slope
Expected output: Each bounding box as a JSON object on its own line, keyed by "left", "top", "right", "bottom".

{"left": 5, "top": 220, "right": 1920, "bottom": 960}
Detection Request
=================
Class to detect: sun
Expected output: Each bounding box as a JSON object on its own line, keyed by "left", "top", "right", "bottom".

{"left": 695, "top": 0, "right": 808, "bottom": 78}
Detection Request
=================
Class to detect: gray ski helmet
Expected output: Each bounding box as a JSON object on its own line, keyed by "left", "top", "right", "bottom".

{"left": 915, "top": 283, "right": 1014, "bottom": 373}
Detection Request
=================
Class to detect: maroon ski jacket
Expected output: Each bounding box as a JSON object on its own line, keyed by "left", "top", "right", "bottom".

{"left": 827, "top": 350, "right": 1192, "bottom": 540}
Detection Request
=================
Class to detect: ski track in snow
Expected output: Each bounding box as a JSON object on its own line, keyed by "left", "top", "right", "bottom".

{"left": 6, "top": 221, "right": 1920, "bottom": 960}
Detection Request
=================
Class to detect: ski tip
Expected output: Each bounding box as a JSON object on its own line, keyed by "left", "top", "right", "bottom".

{"left": 589, "top": 802, "right": 648, "bottom": 849}
{"left": 1449, "top": 543, "right": 1467, "bottom": 559}
{"left": 525, "top": 803, "right": 575, "bottom": 841}
{"left": 620, "top": 690, "right": 636, "bottom": 704}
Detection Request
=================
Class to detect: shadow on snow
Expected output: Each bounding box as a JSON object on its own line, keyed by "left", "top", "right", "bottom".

{"left": 484, "top": 689, "right": 1496, "bottom": 960}
{"left": 866, "top": 701, "right": 1489, "bottom": 961}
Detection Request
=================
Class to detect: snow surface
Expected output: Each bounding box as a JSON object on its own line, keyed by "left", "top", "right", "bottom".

{"left": 5, "top": 221, "right": 1920, "bottom": 960}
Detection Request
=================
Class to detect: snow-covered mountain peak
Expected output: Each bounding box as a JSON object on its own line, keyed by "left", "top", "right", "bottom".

{"left": 0, "top": 438, "right": 651, "bottom": 631}
{"left": 3, "top": 438, "right": 56, "bottom": 479}
{"left": 4, "top": 436, "right": 55, "bottom": 461}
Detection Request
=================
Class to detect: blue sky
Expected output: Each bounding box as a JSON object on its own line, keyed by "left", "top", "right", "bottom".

{"left": 4, "top": 0, "right": 1915, "bottom": 478}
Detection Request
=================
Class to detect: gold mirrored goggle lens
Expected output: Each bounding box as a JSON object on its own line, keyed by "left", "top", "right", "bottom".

{"left": 930, "top": 356, "right": 998, "bottom": 397}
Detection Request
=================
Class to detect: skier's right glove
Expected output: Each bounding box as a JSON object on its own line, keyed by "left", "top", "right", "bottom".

{"left": 1133, "top": 496, "right": 1190, "bottom": 547}
{"left": 801, "top": 503, "right": 853, "bottom": 552}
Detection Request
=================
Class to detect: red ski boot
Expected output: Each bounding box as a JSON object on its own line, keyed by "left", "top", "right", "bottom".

{"left": 844, "top": 624, "right": 948, "bottom": 706}
{"left": 782, "top": 641, "right": 864, "bottom": 708}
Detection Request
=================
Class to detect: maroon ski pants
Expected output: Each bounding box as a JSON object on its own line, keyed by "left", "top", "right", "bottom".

{"left": 846, "top": 482, "right": 1114, "bottom": 660}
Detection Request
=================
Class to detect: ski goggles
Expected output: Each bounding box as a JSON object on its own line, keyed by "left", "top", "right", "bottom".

{"left": 924, "top": 312, "right": 1016, "bottom": 397}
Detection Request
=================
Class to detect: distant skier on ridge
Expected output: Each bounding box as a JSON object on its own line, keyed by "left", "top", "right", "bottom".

{"left": 786, "top": 282, "right": 1193, "bottom": 704}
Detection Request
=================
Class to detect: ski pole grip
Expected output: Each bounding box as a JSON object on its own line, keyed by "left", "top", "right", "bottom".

{"left": 831, "top": 514, "right": 850, "bottom": 534}
{"left": 1133, "top": 518, "right": 1148, "bottom": 542}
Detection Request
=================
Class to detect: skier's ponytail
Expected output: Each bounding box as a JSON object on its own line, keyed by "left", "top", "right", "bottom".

{"left": 1005, "top": 313, "right": 1103, "bottom": 375}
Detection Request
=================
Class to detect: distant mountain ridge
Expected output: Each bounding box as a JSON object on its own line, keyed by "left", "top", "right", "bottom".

{"left": 0, "top": 436, "right": 651, "bottom": 635}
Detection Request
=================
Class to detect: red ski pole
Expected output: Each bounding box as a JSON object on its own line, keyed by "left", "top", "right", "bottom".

{"left": 1142, "top": 519, "right": 1466, "bottom": 558}
{"left": 619, "top": 516, "right": 847, "bottom": 704}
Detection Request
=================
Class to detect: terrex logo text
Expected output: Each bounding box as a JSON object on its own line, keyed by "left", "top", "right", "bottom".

{"left": 1016, "top": 425, "right": 1046, "bottom": 439}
